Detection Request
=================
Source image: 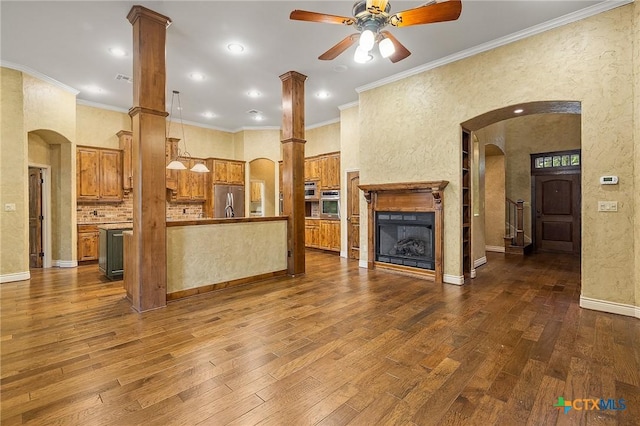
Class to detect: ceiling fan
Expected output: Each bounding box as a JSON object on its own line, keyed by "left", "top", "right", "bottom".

{"left": 290, "top": 0, "right": 462, "bottom": 63}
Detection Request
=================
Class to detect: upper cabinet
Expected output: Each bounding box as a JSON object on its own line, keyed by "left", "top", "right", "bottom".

{"left": 174, "top": 157, "right": 207, "bottom": 202}
{"left": 117, "top": 130, "right": 133, "bottom": 193}
{"left": 77, "top": 146, "right": 123, "bottom": 202}
{"left": 304, "top": 157, "right": 320, "bottom": 181}
{"left": 320, "top": 152, "right": 340, "bottom": 190}
{"left": 211, "top": 159, "right": 245, "bottom": 185}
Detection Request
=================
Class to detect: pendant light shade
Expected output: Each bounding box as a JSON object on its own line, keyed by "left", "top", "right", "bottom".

{"left": 166, "top": 90, "right": 210, "bottom": 173}
{"left": 379, "top": 37, "right": 395, "bottom": 58}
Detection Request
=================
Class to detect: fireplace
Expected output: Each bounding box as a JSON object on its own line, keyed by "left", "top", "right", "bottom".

{"left": 359, "top": 181, "right": 448, "bottom": 283}
{"left": 376, "top": 212, "right": 434, "bottom": 270}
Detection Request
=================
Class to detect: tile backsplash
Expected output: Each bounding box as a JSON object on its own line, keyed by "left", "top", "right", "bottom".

{"left": 77, "top": 192, "right": 203, "bottom": 224}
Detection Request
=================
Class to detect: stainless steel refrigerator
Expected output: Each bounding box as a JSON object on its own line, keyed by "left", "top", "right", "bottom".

{"left": 213, "top": 185, "right": 245, "bottom": 218}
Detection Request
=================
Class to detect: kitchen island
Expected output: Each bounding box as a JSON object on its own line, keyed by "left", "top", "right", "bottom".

{"left": 123, "top": 216, "right": 288, "bottom": 304}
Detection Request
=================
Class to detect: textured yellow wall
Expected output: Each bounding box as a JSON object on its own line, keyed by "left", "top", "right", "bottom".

{"left": 166, "top": 221, "right": 287, "bottom": 294}
{"left": 306, "top": 122, "right": 340, "bottom": 157}
{"left": 634, "top": 1, "right": 640, "bottom": 310}
{"left": 28, "top": 134, "right": 51, "bottom": 166}
{"left": 340, "top": 105, "right": 361, "bottom": 259}
{"left": 359, "top": 5, "right": 636, "bottom": 305}
{"left": 166, "top": 121, "right": 235, "bottom": 160}
{"left": 240, "top": 129, "right": 281, "bottom": 162}
{"left": 485, "top": 154, "right": 506, "bottom": 248}
{"left": 76, "top": 105, "right": 131, "bottom": 149}
{"left": 0, "top": 68, "right": 28, "bottom": 277}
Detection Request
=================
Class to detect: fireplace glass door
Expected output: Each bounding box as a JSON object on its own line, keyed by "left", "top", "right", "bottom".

{"left": 376, "top": 212, "right": 435, "bottom": 270}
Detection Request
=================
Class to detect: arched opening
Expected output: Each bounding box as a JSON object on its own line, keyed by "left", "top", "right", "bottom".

{"left": 462, "top": 101, "right": 582, "bottom": 279}
{"left": 27, "top": 129, "right": 75, "bottom": 268}
{"left": 248, "top": 158, "right": 276, "bottom": 217}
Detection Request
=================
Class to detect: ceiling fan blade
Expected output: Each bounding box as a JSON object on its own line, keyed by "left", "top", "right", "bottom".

{"left": 381, "top": 31, "right": 411, "bottom": 63}
{"left": 366, "top": 0, "right": 389, "bottom": 15}
{"left": 290, "top": 10, "right": 355, "bottom": 26}
{"left": 319, "top": 34, "right": 359, "bottom": 60}
{"left": 390, "top": 0, "right": 462, "bottom": 28}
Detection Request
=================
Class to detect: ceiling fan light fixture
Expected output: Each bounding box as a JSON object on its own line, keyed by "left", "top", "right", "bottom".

{"left": 354, "top": 45, "right": 371, "bottom": 63}
{"left": 379, "top": 37, "right": 395, "bottom": 58}
{"left": 359, "top": 29, "right": 375, "bottom": 51}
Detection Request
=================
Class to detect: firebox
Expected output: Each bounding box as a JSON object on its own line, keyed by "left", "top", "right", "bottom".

{"left": 376, "top": 212, "right": 435, "bottom": 270}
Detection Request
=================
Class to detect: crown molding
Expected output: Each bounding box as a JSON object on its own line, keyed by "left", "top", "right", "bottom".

{"left": 338, "top": 101, "right": 359, "bottom": 111}
{"left": 356, "top": 0, "right": 632, "bottom": 94}
{"left": 306, "top": 117, "right": 340, "bottom": 130}
{"left": 76, "top": 99, "right": 129, "bottom": 113}
{"left": 0, "top": 61, "right": 80, "bottom": 95}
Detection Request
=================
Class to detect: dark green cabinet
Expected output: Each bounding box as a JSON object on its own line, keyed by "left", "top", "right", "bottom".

{"left": 99, "top": 228, "right": 126, "bottom": 280}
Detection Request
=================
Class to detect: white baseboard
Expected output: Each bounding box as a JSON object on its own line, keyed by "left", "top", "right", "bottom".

{"left": 340, "top": 250, "right": 347, "bottom": 258}
{"left": 474, "top": 256, "right": 487, "bottom": 268}
{"left": 485, "top": 245, "right": 505, "bottom": 253}
{"left": 444, "top": 274, "right": 464, "bottom": 286}
{"left": 580, "top": 296, "right": 640, "bottom": 319}
{"left": 358, "top": 260, "right": 368, "bottom": 269}
{"left": 53, "top": 260, "right": 78, "bottom": 268}
{"left": 0, "top": 271, "right": 30, "bottom": 283}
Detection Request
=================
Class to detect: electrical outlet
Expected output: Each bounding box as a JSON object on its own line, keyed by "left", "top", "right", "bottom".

{"left": 598, "top": 201, "right": 618, "bottom": 212}
{"left": 4, "top": 203, "right": 16, "bottom": 212}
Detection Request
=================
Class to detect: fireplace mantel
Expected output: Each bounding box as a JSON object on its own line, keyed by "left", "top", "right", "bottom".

{"left": 358, "top": 180, "right": 448, "bottom": 283}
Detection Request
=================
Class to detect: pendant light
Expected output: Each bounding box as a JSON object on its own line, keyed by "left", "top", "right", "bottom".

{"left": 166, "top": 90, "right": 210, "bottom": 173}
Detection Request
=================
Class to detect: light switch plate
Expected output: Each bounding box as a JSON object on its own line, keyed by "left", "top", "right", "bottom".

{"left": 4, "top": 203, "right": 16, "bottom": 212}
{"left": 598, "top": 201, "right": 618, "bottom": 212}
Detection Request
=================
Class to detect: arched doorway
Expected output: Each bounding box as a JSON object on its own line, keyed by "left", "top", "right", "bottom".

{"left": 461, "top": 101, "right": 582, "bottom": 280}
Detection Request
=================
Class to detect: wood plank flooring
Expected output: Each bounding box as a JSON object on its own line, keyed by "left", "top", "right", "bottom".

{"left": 1, "top": 251, "right": 639, "bottom": 425}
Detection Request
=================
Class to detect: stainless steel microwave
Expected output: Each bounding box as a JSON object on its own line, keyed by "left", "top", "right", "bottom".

{"left": 304, "top": 181, "right": 318, "bottom": 200}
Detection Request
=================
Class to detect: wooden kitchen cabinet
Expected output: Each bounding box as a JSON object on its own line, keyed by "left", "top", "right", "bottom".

{"left": 304, "top": 157, "right": 320, "bottom": 181}
{"left": 305, "top": 219, "right": 320, "bottom": 248}
{"left": 250, "top": 181, "right": 262, "bottom": 202}
{"left": 211, "top": 159, "right": 245, "bottom": 185}
{"left": 77, "top": 224, "right": 99, "bottom": 261}
{"left": 117, "top": 130, "right": 133, "bottom": 192}
{"left": 77, "top": 146, "right": 123, "bottom": 202}
{"left": 174, "top": 157, "right": 207, "bottom": 202}
{"left": 319, "top": 220, "right": 340, "bottom": 251}
{"left": 165, "top": 137, "right": 180, "bottom": 192}
{"left": 320, "top": 153, "right": 340, "bottom": 190}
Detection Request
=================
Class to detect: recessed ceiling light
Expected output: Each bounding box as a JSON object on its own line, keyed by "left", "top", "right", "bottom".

{"left": 316, "top": 91, "right": 330, "bottom": 99}
{"left": 85, "top": 85, "right": 104, "bottom": 94}
{"left": 189, "top": 72, "right": 205, "bottom": 81}
{"left": 203, "top": 112, "right": 215, "bottom": 119}
{"left": 333, "top": 65, "right": 348, "bottom": 73}
{"left": 514, "top": 108, "right": 524, "bottom": 114}
{"left": 247, "top": 90, "right": 261, "bottom": 98}
{"left": 108, "top": 47, "right": 127, "bottom": 57}
{"left": 227, "top": 43, "right": 245, "bottom": 53}
{"left": 253, "top": 115, "right": 264, "bottom": 121}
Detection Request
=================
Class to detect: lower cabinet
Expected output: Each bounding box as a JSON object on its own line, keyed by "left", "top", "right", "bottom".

{"left": 305, "top": 219, "right": 340, "bottom": 252}
{"left": 99, "top": 228, "right": 126, "bottom": 280}
{"left": 77, "top": 225, "right": 99, "bottom": 261}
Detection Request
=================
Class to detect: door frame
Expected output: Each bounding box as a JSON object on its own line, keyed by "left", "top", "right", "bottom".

{"left": 28, "top": 163, "right": 52, "bottom": 268}
{"left": 530, "top": 150, "right": 581, "bottom": 254}
{"left": 345, "top": 169, "right": 360, "bottom": 261}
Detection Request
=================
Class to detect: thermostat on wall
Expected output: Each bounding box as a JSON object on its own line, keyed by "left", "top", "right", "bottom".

{"left": 600, "top": 176, "right": 618, "bottom": 185}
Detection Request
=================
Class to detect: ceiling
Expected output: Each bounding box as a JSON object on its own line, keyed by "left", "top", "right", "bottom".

{"left": 0, "top": 1, "right": 617, "bottom": 132}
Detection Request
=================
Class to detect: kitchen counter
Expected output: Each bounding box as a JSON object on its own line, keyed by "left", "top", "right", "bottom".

{"left": 97, "top": 223, "right": 133, "bottom": 230}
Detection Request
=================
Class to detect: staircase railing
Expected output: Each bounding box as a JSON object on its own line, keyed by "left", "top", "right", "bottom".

{"left": 505, "top": 198, "right": 525, "bottom": 246}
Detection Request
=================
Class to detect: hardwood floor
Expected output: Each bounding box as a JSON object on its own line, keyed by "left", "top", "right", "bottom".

{"left": 1, "top": 251, "right": 638, "bottom": 425}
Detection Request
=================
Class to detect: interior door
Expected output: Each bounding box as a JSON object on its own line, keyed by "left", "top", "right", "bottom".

{"left": 29, "top": 167, "right": 43, "bottom": 268}
{"left": 347, "top": 171, "right": 360, "bottom": 260}
{"left": 534, "top": 173, "right": 580, "bottom": 254}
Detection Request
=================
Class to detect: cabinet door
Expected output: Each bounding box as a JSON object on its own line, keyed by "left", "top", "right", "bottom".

{"left": 320, "top": 154, "right": 340, "bottom": 189}
{"left": 250, "top": 182, "right": 262, "bottom": 202}
{"left": 78, "top": 231, "right": 99, "bottom": 261}
{"left": 227, "top": 161, "right": 245, "bottom": 185}
{"left": 77, "top": 148, "right": 100, "bottom": 200}
{"left": 213, "top": 160, "right": 228, "bottom": 183}
{"left": 304, "top": 158, "right": 320, "bottom": 181}
{"left": 190, "top": 159, "right": 207, "bottom": 200}
{"left": 305, "top": 221, "right": 320, "bottom": 248}
{"left": 176, "top": 159, "right": 192, "bottom": 200}
{"left": 165, "top": 138, "right": 180, "bottom": 192}
{"left": 99, "top": 150, "right": 123, "bottom": 201}
{"left": 329, "top": 221, "right": 340, "bottom": 251}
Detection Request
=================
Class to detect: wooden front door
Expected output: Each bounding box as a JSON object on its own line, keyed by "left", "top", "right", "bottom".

{"left": 29, "top": 167, "right": 43, "bottom": 268}
{"left": 533, "top": 173, "right": 581, "bottom": 254}
{"left": 347, "top": 171, "right": 360, "bottom": 260}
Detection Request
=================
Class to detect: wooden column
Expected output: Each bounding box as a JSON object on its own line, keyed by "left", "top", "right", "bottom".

{"left": 126, "top": 6, "right": 171, "bottom": 312}
{"left": 280, "top": 71, "right": 307, "bottom": 276}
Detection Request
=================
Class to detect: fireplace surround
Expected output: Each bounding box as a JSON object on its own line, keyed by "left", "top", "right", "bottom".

{"left": 359, "top": 181, "right": 448, "bottom": 283}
